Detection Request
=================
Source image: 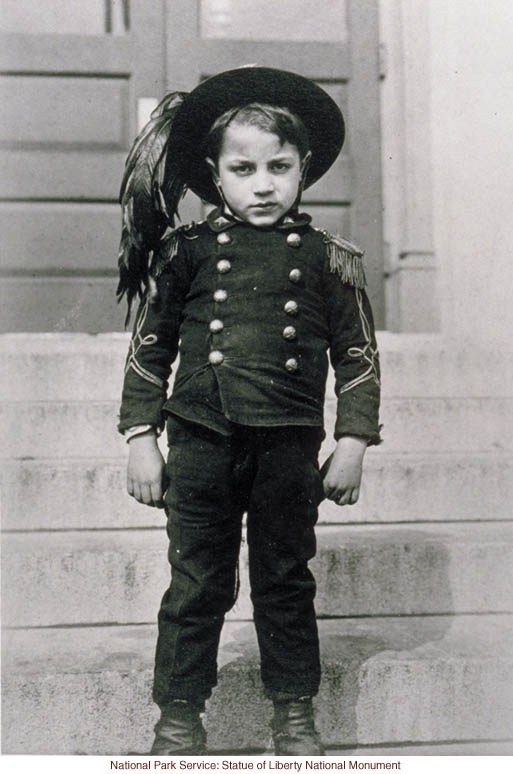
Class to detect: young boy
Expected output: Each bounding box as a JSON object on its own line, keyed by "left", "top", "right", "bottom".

{"left": 117, "top": 67, "right": 381, "bottom": 756}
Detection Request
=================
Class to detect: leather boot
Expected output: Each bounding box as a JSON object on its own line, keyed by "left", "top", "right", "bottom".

{"left": 150, "top": 700, "right": 207, "bottom": 755}
{"left": 271, "top": 696, "right": 325, "bottom": 756}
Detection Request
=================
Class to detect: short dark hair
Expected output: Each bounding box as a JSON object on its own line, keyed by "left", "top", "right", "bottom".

{"left": 204, "top": 102, "right": 311, "bottom": 163}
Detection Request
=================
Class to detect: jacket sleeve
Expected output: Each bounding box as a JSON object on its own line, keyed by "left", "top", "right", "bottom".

{"left": 117, "top": 236, "right": 192, "bottom": 433}
{"left": 326, "top": 275, "right": 382, "bottom": 445}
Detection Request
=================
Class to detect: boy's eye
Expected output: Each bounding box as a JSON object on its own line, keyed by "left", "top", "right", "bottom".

{"left": 270, "top": 162, "right": 291, "bottom": 172}
{"left": 230, "top": 164, "right": 252, "bottom": 175}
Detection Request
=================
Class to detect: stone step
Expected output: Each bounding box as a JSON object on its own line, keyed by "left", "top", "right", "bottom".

{"left": 329, "top": 740, "right": 513, "bottom": 755}
{"left": 2, "top": 452, "right": 512, "bottom": 530}
{"left": 2, "top": 332, "right": 512, "bottom": 401}
{"left": 3, "top": 523, "right": 512, "bottom": 627}
{"left": 2, "top": 615, "right": 512, "bottom": 754}
{"left": 2, "top": 395, "right": 512, "bottom": 459}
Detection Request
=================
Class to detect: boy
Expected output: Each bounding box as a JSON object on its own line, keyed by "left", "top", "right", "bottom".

{"left": 117, "top": 67, "right": 381, "bottom": 756}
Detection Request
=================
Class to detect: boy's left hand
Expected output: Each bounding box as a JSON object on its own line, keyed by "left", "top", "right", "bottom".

{"left": 321, "top": 436, "right": 367, "bottom": 506}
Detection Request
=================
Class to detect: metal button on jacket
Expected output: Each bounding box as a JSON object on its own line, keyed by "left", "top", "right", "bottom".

{"left": 209, "top": 350, "right": 224, "bottom": 365}
{"left": 217, "top": 232, "right": 232, "bottom": 245}
{"left": 289, "top": 268, "right": 302, "bottom": 283}
{"left": 282, "top": 325, "right": 297, "bottom": 340}
{"left": 213, "top": 289, "right": 228, "bottom": 303}
{"left": 284, "top": 300, "right": 299, "bottom": 316}
{"left": 217, "top": 259, "right": 231, "bottom": 274}
{"left": 209, "top": 319, "right": 224, "bottom": 334}
{"left": 286, "top": 232, "right": 302, "bottom": 248}
{"left": 285, "top": 357, "right": 299, "bottom": 372}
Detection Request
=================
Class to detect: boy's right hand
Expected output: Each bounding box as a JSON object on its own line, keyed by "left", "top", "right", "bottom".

{"left": 127, "top": 431, "right": 167, "bottom": 508}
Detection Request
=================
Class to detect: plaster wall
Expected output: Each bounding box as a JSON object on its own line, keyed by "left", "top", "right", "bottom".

{"left": 428, "top": 0, "right": 513, "bottom": 348}
{"left": 380, "top": 0, "right": 513, "bottom": 345}
{"left": 379, "top": 0, "right": 438, "bottom": 332}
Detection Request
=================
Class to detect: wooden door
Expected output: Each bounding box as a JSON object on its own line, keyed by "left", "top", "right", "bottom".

{"left": 165, "top": 0, "right": 384, "bottom": 325}
{"left": 0, "top": 0, "right": 166, "bottom": 332}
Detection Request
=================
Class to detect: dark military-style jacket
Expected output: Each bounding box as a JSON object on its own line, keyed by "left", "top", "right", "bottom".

{"left": 118, "top": 207, "right": 381, "bottom": 444}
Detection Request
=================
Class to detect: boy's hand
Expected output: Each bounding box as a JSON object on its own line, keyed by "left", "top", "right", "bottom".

{"left": 127, "top": 431, "right": 167, "bottom": 508}
{"left": 322, "top": 436, "right": 367, "bottom": 506}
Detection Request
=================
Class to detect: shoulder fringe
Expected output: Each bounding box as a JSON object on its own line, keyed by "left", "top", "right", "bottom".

{"left": 321, "top": 230, "right": 367, "bottom": 288}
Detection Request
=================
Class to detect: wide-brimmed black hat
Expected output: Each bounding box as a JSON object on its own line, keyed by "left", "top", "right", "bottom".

{"left": 167, "top": 66, "right": 345, "bottom": 204}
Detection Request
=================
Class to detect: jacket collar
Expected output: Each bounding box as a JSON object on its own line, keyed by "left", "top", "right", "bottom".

{"left": 206, "top": 208, "right": 238, "bottom": 232}
{"left": 206, "top": 207, "right": 312, "bottom": 233}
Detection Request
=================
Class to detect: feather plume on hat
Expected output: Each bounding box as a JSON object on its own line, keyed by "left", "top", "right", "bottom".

{"left": 116, "top": 92, "right": 187, "bottom": 325}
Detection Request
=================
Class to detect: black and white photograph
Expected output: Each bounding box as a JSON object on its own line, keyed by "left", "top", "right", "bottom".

{"left": 1, "top": 0, "right": 512, "bottom": 769}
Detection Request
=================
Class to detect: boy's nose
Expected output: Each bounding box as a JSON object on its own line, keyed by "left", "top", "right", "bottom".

{"left": 253, "top": 172, "right": 274, "bottom": 195}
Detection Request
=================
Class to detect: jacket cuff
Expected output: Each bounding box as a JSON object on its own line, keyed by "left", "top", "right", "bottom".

{"left": 117, "top": 400, "right": 166, "bottom": 435}
{"left": 334, "top": 378, "right": 381, "bottom": 445}
{"left": 124, "top": 424, "right": 159, "bottom": 442}
{"left": 334, "top": 428, "right": 382, "bottom": 446}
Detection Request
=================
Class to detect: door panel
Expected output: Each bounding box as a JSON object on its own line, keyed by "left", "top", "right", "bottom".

{"left": 1, "top": 0, "right": 129, "bottom": 36}
{"left": 0, "top": 1, "right": 166, "bottom": 332}
{"left": 165, "top": 0, "right": 384, "bottom": 324}
{"left": 0, "top": 151, "right": 127, "bottom": 200}
{"left": 1, "top": 277, "right": 121, "bottom": 333}
{"left": 1, "top": 74, "right": 128, "bottom": 148}
{"left": 199, "top": 0, "right": 350, "bottom": 42}
{"left": 0, "top": 203, "right": 119, "bottom": 272}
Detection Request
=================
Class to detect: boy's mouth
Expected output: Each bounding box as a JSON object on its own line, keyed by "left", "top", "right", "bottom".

{"left": 252, "top": 202, "right": 277, "bottom": 210}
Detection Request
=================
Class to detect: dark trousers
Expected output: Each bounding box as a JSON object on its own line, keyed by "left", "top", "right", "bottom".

{"left": 153, "top": 416, "right": 325, "bottom": 708}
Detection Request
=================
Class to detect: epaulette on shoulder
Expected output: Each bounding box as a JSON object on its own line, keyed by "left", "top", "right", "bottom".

{"left": 152, "top": 221, "right": 202, "bottom": 278}
{"left": 318, "top": 229, "right": 367, "bottom": 289}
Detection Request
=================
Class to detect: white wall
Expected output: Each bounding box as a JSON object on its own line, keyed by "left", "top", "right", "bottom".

{"left": 379, "top": 0, "right": 438, "bottom": 332}
{"left": 380, "top": 0, "right": 513, "bottom": 346}
{"left": 429, "top": 0, "right": 513, "bottom": 347}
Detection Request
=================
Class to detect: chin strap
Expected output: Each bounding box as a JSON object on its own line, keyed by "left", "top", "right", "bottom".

{"left": 291, "top": 153, "right": 311, "bottom": 211}
{"left": 213, "top": 180, "right": 230, "bottom": 213}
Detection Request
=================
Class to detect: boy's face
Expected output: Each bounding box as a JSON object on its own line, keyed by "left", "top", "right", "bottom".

{"left": 207, "top": 123, "right": 308, "bottom": 227}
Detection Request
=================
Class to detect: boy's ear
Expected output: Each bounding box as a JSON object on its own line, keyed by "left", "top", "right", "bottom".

{"left": 205, "top": 157, "right": 220, "bottom": 185}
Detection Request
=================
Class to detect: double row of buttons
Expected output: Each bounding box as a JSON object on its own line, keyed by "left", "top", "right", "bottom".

{"left": 208, "top": 231, "right": 303, "bottom": 372}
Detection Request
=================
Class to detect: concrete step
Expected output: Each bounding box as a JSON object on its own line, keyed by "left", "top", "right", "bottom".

{"left": 2, "top": 452, "right": 511, "bottom": 530}
{"left": 2, "top": 396, "right": 513, "bottom": 459}
{"left": 3, "top": 332, "right": 512, "bottom": 401}
{"left": 2, "top": 615, "right": 512, "bottom": 754}
{"left": 1, "top": 333, "right": 128, "bottom": 403}
{"left": 3, "top": 523, "right": 512, "bottom": 627}
{"left": 329, "top": 740, "right": 513, "bottom": 755}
